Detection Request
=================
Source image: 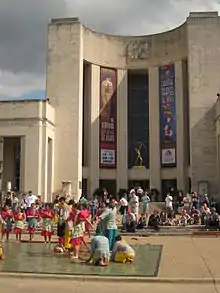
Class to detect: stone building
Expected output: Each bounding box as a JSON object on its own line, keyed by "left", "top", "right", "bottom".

{"left": 1, "top": 11, "right": 220, "bottom": 201}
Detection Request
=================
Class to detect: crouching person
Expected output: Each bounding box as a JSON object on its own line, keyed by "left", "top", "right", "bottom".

{"left": 86, "top": 227, "right": 110, "bottom": 266}
{"left": 111, "top": 235, "right": 135, "bottom": 263}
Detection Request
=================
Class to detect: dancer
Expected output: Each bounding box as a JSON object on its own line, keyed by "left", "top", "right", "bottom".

{"left": 27, "top": 203, "right": 40, "bottom": 242}
{"left": 1, "top": 205, "right": 13, "bottom": 241}
{"left": 68, "top": 203, "right": 93, "bottom": 259}
{"left": 81, "top": 203, "right": 91, "bottom": 238}
{"left": 86, "top": 226, "right": 110, "bottom": 266}
{"left": 111, "top": 235, "right": 135, "bottom": 263}
{"left": 41, "top": 204, "right": 54, "bottom": 243}
{"left": 57, "top": 197, "right": 69, "bottom": 250}
{"left": 14, "top": 206, "right": 26, "bottom": 242}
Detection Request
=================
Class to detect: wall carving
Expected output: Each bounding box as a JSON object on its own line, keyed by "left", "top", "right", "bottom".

{"left": 125, "top": 39, "right": 151, "bottom": 61}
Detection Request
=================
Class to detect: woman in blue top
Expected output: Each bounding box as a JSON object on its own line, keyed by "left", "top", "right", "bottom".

{"left": 98, "top": 197, "right": 118, "bottom": 251}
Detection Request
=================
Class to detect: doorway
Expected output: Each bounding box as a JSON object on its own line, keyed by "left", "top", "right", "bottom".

{"left": 128, "top": 180, "right": 150, "bottom": 192}
{"left": 99, "top": 180, "right": 117, "bottom": 197}
{"left": 161, "top": 179, "right": 177, "bottom": 201}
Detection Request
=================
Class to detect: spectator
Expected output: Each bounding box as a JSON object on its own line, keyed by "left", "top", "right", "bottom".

{"left": 165, "top": 193, "right": 173, "bottom": 218}
{"left": 137, "top": 213, "right": 147, "bottom": 229}
{"left": 125, "top": 208, "right": 136, "bottom": 232}
{"left": 189, "top": 206, "right": 200, "bottom": 224}
{"left": 206, "top": 208, "right": 219, "bottom": 229}
{"left": 129, "top": 189, "right": 139, "bottom": 220}
{"left": 148, "top": 209, "right": 160, "bottom": 231}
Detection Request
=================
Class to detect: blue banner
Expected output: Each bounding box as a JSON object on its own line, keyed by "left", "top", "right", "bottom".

{"left": 159, "top": 64, "right": 176, "bottom": 166}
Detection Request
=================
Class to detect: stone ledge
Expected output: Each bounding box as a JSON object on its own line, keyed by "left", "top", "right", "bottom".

{"left": 0, "top": 272, "right": 218, "bottom": 284}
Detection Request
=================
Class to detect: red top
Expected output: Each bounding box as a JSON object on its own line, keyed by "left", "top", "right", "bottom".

{"left": 27, "top": 208, "right": 39, "bottom": 219}
{"left": 1, "top": 210, "right": 13, "bottom": 220}
{"left": 41, "top": 209, "right": 54, "bottom": 219}
{"left": 69, "top": 210, "right": 86, "bottom": 224}
{"left": 14, "top": 212, "right": 26, "bottom": 221}
{"left": 80, "top": 209, "right": 90, "bottom": 219}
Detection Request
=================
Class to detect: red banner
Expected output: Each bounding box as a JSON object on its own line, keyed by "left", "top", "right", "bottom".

{"left": 99, "top": 67, "right": 117, "bottom": 168}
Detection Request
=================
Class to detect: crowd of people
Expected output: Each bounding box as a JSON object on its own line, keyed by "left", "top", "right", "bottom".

{"left": 0, "top": 189, "right": 135, "bottom": 266}
{"left": 0, "top": 186, "right": 219, "bottom": 264}
{"left": 118, "top": 188, "right": 220, "bottom": 232}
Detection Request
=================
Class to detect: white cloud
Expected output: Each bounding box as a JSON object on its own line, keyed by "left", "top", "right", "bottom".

{"left": 0, "top": 0, "right": 219, "bottom": 98}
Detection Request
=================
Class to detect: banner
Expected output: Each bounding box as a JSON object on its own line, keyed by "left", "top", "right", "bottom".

{"left": 99, "top": 67, "right": 117, "bottom": 168}
{"left": 159, "top": 63, "right": 176, "bottom": 167}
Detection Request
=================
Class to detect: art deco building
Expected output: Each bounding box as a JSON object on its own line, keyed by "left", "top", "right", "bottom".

{"left": 0, "top": 12, "right": 220, "bottom": 201}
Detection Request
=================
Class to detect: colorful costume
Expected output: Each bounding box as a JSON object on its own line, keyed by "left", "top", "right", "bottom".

{"left": 41, "top": 209, "right": 54, "bottom": 237}
{"left": 69, "top": 210, "right": 86, "bottom": 246}
{"left": 1, "top": 209, "right": 13, "bottom": 234}
{"left": 14, "top": 211, "right": 26, "bottom": 234}
{"left": 27, "top": 208, "right": 39, "bottom": 232}
{"left": 57, "top": 204, "right": 69, "bottom": 245}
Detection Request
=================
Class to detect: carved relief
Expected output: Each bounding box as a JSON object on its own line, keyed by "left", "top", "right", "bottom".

{"left": 125, "top": 39, "right": 151, "bottom": 61}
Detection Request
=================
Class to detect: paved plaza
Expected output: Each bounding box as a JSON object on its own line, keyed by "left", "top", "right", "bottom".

{"left": 1, "top": 235, "right": 220, "bottom": 292}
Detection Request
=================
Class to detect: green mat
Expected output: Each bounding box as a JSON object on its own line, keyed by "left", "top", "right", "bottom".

{"left": 0, "top": 243, "right": 162, "bottom": 277}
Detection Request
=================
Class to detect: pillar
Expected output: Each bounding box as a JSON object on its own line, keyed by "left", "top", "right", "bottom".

{"left": 149, "top": 66, "right": 161, "bottom": 195}
{"left": 46, "top": 19, "right": 84, "bottom": 200}
{"left": 175, "top": 61, "right": 187, "bottom": 192}
{"left": 89, "top": 64, "right": 100, "bottom": 196}
{"left": 24, "top": 123, "right": 43, "bottom": 195}
{"left": 117, "top": 69, "right": 128, "bottom": 191}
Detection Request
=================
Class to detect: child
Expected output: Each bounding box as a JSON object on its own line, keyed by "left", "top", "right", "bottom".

{"left": 1, "top": 205, "right": 13, "bottom": 241}
{"left": 41, "top": 204, "right": 54, "bottom": 243}
{"left": 27, "top": 203, "right": 40, "bottom": 242}
{"left": 14, "top": 206, "right": 26, "bottom": 242}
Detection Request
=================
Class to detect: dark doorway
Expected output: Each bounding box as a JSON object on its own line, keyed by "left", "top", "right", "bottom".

{"left": 161, "top": 179, "right": 177, "bottom": 201}
{"left": 128, "top": 180, "right": 150, "bottom": 191}
{"left": 99, "top": 180, "right": 117, "bottom": 197}
{"left": 82, "top": 178, "right": 87, "bottom": 196}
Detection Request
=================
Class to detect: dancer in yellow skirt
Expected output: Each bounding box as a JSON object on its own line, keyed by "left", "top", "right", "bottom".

{"left": 111, "top": 235, "right": 135, "bottom": 263}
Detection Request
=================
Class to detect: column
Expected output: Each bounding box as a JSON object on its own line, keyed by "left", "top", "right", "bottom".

{"left": 149, "top": 67, "right": 161, "bottom": 195}
{"left": 41, "top": 128, "right": 48, "bottom": 201}
{"left": 89, "top": 64, "right": 100, "bottom": 196}
{"left": 20, "top": 136, "right": 26, "bottom": 192}
{"left": 175, "top": 61, "right": 187, "bottom": 192}
{"left": 24, "top": 123, "right": 43, "bottom": 195}
{"left": 117, "top": 69, "right": 128, "bottom": 191}
{"left": 46, "top": 20, "right": 83, "bottom": 201}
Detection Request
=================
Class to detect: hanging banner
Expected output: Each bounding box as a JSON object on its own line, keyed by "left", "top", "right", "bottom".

{"left": 159, "top": 63, "right": 176, "bottom": 167}
{"left": 99, "top": 67, "right": 117, "bottom": 168}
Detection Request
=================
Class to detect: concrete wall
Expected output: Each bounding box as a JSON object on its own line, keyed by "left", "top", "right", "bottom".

{"left": 45, "top": 12, "right": 220, "bottom": 199}
{"left": 0, "top": 100, "right": 55, "bottom": 200}
{"left": 187, "top": 12, "right": 220, "bottom": 196}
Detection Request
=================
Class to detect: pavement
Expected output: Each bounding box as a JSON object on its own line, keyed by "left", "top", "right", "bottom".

{"left": 1, "top": 234, "right": 220, "bottom": 292}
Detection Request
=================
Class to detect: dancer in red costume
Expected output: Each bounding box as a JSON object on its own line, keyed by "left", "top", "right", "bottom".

{"left": 41, "top": 204, "right": 54, "bottom": 243}
{"left": 14, "top": 206, "right": 26, "bottom": 242}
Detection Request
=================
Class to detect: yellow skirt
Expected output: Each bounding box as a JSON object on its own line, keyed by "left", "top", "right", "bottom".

{"left": 114, "top": 252, "right": 135, "bottom": 263}
{"left": 64, "top": 230, "right": 71, "bottom": 249}
{"left": 53, "top": 214, "right": 58, "bottom": 225}
{"left": 92, "top": 253, "right": 109, "bottom": 265}
{"left": 0, "top": 246, "right": 3, "bottom": 259}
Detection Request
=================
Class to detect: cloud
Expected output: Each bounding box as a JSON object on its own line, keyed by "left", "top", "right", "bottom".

{"left": 0, "top": 0, "right": 219, "bottom": 98}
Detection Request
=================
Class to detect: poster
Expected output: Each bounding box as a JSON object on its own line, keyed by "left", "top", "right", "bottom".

{"left": 99, "top": 67, "right": 117, "bottom": 168}
{"left": 159, "top": 63, "right": 176, "bottom": 167}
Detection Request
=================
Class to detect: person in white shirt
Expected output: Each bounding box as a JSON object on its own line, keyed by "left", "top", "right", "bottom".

{"left": 119, "top": 194, "right": 128, "bottom": 230}
{"left": 26, "top": 190, "right": 38, "bottom": 209}
{"left": 165, "top": 193, "right": 173, "bottom": 215}
{"left": 129, "top": 190, "right": 139, "bottom": 220}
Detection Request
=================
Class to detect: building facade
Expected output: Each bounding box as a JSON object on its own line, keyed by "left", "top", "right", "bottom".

{"left": 1, "top": 11, "right": 220, "bottom": 201}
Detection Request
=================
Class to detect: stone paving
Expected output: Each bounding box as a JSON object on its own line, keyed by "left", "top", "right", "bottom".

{"left": 1, "top": 235, "right": 220, "bottom": 292}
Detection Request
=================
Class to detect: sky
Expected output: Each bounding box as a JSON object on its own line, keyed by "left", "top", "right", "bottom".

{"left": 0, "top": 0, "right": 219, "bottom": 100}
